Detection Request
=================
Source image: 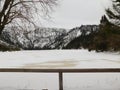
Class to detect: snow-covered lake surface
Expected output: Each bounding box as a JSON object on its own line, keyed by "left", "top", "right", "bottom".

{"left": 0, "top": 50, "right": 120, "bottom": 90}
{"left": 0, "top": 50, "right": 120, "bottom": 68}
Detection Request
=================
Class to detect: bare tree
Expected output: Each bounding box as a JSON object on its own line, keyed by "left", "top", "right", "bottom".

{"left": 0, "top": 0, "right": 58, "bottom": 35}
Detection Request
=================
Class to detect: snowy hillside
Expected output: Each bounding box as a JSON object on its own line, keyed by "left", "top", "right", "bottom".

{"left": 1, "top": 25, "right": 99, "bottom": 50}
{"left": 63, "top": 25, "right": 99, "bottom": 48}
{"left": 64, "top": 25, "right": 99, "bottom": 49}
{"left": 1, "top": 27, "right": 67, "bottom": 49}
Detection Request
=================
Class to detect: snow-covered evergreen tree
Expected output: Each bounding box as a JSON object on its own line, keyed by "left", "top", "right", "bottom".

{"left": 106, "top": 0, "right": 120, "bottom": 25}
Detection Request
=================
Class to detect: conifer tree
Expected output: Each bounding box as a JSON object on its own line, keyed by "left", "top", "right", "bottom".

{"left": 92, "top": 0, "right": 120, "bottom": 52}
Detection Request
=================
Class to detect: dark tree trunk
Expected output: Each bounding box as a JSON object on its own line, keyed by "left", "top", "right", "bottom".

{"left": 0, "top": 25, "right": 4, "bottom": 36}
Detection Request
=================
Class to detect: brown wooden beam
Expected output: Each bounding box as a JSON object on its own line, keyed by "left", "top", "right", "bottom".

{"left": 0, "top": 68, "right": 120, "bottom": 73}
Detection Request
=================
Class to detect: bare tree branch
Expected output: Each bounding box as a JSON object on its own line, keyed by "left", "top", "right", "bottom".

{"left": 0, "top": 0, "right": 58, "bottom": 35}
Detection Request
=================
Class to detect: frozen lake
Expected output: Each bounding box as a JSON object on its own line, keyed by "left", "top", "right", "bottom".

{"left": 0, "top": 50, "right": 120, "bottom": 90}
{"left": 0, "top": 50, "right": 120, "bottom": 68}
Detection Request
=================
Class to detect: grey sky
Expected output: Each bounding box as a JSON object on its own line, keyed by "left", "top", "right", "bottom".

{"left": 42, "top": 0, "right": 111, "bottom": 29}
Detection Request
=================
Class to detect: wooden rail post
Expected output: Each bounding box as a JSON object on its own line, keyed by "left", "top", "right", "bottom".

{"left": 59, "top": 72, "right": 63, "bottom": 90}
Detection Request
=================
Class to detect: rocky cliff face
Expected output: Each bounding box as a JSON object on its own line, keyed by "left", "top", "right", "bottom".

{"left": 1, "top": 25, "right": 99, "bottom": 50}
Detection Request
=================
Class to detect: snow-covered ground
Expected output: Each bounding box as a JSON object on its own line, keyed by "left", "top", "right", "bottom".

{"left": 0, "top": 49, "right": 120, "bottom": 68}
{"left": 0, "top": 50, "right": 120, "bottom": 90}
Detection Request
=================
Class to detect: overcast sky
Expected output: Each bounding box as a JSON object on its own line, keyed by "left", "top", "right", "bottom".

{"left": 42, "top": 0, "right": 111, "bottom": 29}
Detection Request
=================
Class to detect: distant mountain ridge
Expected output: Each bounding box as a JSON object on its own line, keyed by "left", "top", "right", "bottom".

{"left": 64, "top": 25, "right": 99, "bottom": 49}
{"left": 0, "top": 25, "right": 99, "bottom": 50}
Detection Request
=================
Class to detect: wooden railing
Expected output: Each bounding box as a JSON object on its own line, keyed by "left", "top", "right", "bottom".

{"left": 0, "top": 68, "right": 120, "bottom": 90}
